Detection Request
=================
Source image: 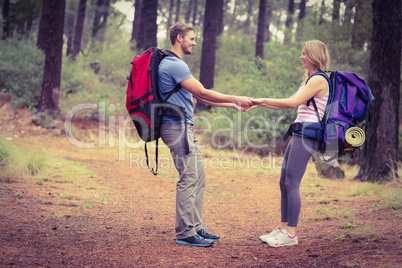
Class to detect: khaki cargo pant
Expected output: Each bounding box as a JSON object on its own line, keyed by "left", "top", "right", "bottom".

{"left": 161, "top": 123, "right": 205, "bottom": 239}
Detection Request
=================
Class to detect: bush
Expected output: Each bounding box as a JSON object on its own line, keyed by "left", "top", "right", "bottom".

{"left": 0, "top": 136, "right": 25, "bottom": 179}
{"left": 0, "top": 39, "right": 44, "bottom": 108}
{"left": 60, "top": 43, "right": 134, "bottom": 118}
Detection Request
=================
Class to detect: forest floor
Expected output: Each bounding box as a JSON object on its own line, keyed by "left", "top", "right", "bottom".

{"left": 0, "top": 109, "right": 401, "bottom": 268}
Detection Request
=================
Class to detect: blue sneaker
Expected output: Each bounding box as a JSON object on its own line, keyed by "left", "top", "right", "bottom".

{"left": 176, "top": 234, "right": 214, "bottom": 247}
{"left": 197, "top": 228, "right": 220, "bottom": 241}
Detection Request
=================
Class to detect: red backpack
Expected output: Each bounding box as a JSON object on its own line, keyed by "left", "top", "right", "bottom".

{"left": 126, "top": 47, "right": 186, "bottom": 174}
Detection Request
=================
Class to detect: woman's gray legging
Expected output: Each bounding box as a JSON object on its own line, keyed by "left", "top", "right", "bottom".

{"left": 280, "top": 134, "right": 319, "bottom": 227}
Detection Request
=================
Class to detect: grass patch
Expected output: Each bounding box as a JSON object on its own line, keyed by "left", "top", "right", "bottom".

{"left": 0, "top": 136, "right": 26, "bottom": 179}
{"left": 310, "top": 204, "right": 353, "bottom": 221}
{"left": 351, "top": 225, "right": 382, "bottom": 242}
{"left": 351, "top": 182, "right": 384, "bottom": 197}
{"left": 351, "top": 181, "right": 402, "bottom": 214}
{"left": 26, "top": 151, "right": 47, "bottom": 175}
{"left": 341, "top": 222, "right": 358, "bottom": 229}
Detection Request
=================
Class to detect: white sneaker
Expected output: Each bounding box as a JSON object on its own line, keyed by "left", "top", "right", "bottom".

{"left": 265, "top": 229, "right": 298, "bottom": 247}
{"left": 259, "top": 226, "right": 282, "bottom": 243}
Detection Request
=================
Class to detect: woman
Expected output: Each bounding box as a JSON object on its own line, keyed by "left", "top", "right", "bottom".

{"left": 250, "top": 40, "right": 330, "bottom": 247}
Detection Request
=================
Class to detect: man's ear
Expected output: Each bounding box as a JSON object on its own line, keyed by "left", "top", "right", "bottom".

{"left": 176, "top": 34, "right": 183, "bottom": 43}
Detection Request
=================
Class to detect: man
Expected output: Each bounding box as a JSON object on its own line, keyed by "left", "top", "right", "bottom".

{"left": 159, "top": 22, "right": 252, "bottom": 247}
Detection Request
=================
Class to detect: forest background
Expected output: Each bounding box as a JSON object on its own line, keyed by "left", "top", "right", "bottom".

{"left": 0, "top": 0, "right": 401, "bottom": 181}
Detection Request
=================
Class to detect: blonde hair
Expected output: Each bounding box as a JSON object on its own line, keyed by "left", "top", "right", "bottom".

{"left": 301, "top": 40, "right": 330, "bottom": 86}
{"left": 169, "top": 22, "right": 194, "bottom": 45}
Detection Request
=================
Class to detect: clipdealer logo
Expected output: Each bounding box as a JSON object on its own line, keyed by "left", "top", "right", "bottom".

{"left": 64, "top": 102, "right": 286, "bottom": 168}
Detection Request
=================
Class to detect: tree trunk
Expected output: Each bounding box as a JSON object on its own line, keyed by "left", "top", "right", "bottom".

{"left": 355, "top": 0, "right": 401, "bottom": 183}
{"left": 131, "top": 0, "right": 143, "bottom": 43}
{"left": 217, "top": 0, "right": 224, "bottom": 35}
{"left": 283, "top": 0, "right": 294, "bottom": 45}
{"left": 37, "top": 0, "right": 52, "bottom": 51}
{"left": 243, "top": 0, "right": 253, "bottom": 33}
{"left": 192, "top": 0, "right": 198, "bottom": 25}
{"left": 264, "top": 1, "right": 273, "bottom": 42}
{"left": 2, "top": 0, "right": 11, "bottom": 39}
{"left": 38, "top": 0, "right": 65, "bottom": 117}
{"left": 351, "top": 0, "right": 372, "bottom": 50}
{"left": 295, "top": 0, "right": 306, "bottom": 42}
{"left": 72, "top": 0, "right": 87, "bottom": 60}
{"left": 318, "top": 0, "right": 326, "bottom": 25}
{"left": 175, "top": 0, "right": 181, "bottom": 22}
{"left": 92, "top": 0, "right": 103, "bottom": 38}
{"left": 137, "top": 0, "right": 158, "bottom": 51}
{"left": 255, "top": 0, "right": 267, "bottom": 59}
{"left": 65, "top": 0, "right": 77, "bottom": 57}
{"left": 196, "top": 0, "right": 223, "bottom": 112}
{"left": 343, "top": 0, "right": 354, "bottom": 34}
{"left": 299, "top": 0, "right": 306, "bottom": 20}
{"left": 332, "top": 0, "right": 341, "bottom": 24}
{"left": 185, "top": 0, "right": 193, "bottom": 23}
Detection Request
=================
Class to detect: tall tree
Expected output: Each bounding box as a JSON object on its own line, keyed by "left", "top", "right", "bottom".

{"left": 72, "top": 0, "right": 87, "bottom": 59}
{"left": 351, "top": 0, "right": 372, "bottom": 50}
{"left": 355, "top": 0, "right": 401, "bottom": 183}
{"left": 2, "top": 0, "right": 11, "bottom": 39}
{"left": 255, "top": 0, "right": 267, "bottom": 59}
{"left": 283, "top": 0, "right": 294, "bottom": 45}
{"left": 175, "top": 0, "right": 181, "bottom": 22}
{"left": 318, "top": 0, "right": 326, "bottom": 25}
{"left": 65, "top": 0, "right": 76, "bottom": 57}
{"left": 298, "top": 0, "right": 306, "bottom": 20}
{"left": 192, "top": 0, "right": 198, "bottom": 25}
{"left": 37, "top": 0, "right": 51, "bottom": 51}
{"left": 165, "top": 0, "right": 174, "bottom": 39}
{"left": 295, "top": 0, "right": 306, "bottom": 42}
{"left": 265, "top": 0, "right": 273, "bottom": 42}
{"left": 217, "top": 0, "right": 225, "bottom": 35}
{"left": 332, "top": 0, "right": 341, "bottom": 24}
{"left": 92, "top": 0, "right": 110, "bottom": 41}
{"left": 196, "top": 0, "right": 223, "bottom": 112}
{"left": 38, "top": 0, "right": 66, "bottom": 116}
{"left": 131, "top": 0, "right": 143, "bottom": 43}
{"left": 185, "top": 0, "right": 193, "bottom": 23}
{"left": 343, "top": 0, "right": 354, "bottom": 33}
{"left": 243, "top": 0, "right": 253, "bottom": 33}
{"left": 136, "top": 0, "right": 158, "bottom": 50}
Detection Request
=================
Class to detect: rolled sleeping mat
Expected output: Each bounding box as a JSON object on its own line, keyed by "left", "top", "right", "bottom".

{"left": 344, "top": 127, "right": 365, "bottom": 150}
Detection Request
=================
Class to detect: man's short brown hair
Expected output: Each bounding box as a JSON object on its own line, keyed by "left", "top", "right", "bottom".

{"left": 169, "top": 22, "right": 194, "bottom": 45}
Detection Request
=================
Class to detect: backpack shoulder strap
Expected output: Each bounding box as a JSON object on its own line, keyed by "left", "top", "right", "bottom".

{"left": 162, "top": 50, "right": 181, "bottom": 59}
{"left": 159, "top": 50, "right": 183, "bottom": 102}
{"left": 305, "top": 71, "right": 331, "bottom": 123}
{"left": 145, "top": 140, "right": 159, "bottom": 175}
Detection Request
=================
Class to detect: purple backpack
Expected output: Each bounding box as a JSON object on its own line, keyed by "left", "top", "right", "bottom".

{"left": 284, "top": 71, "right": 374, "bottom": 161}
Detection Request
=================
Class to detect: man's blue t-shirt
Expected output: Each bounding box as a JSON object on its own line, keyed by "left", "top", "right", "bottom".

{"left": 158, "top": 56, "right": 194, "bottom": 124}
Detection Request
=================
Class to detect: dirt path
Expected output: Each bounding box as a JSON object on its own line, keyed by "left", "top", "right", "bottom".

{"left": 0, "top": 110, "right": 401, "bottom": 267}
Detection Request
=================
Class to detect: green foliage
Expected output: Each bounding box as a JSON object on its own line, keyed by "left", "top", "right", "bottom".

{"left": 26, "top": 151, "right": 47, "bottom": 175}
{"left": 341, "top": 222, "right": 358, "bottom": 229}
{"left": 195, "top": 40, "right": 304, "bottom": 153}
{"left": 0, "top": 136, "right": 24, "bottom": 179}
{"left": 351, "top": 182, "right": 402, "bottom": 212}
{"left": 0, "top": 39, "right": 44, "bottom": 108}
{"left": 334, "top": 233, "right": 350, "bottom": 240}
{"left": 85, "top": 201, "right": 94, "bottom": 208}
{"left": 60, "top": 44, "right": 134, "bottom": 117}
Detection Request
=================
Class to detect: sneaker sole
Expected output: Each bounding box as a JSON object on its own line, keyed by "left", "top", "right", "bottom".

{"left": 203, "top": 237, "right": 220, "bottom": 241}
{"left": 176, "top": 240, "right": 214, "bottom": 247}
{"left": 267, "top": 240, "right": 298, "bottom": 248}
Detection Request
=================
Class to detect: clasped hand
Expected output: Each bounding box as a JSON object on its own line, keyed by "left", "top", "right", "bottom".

{"left": 233, "top": 97, "right": 263, "bottom": 112}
